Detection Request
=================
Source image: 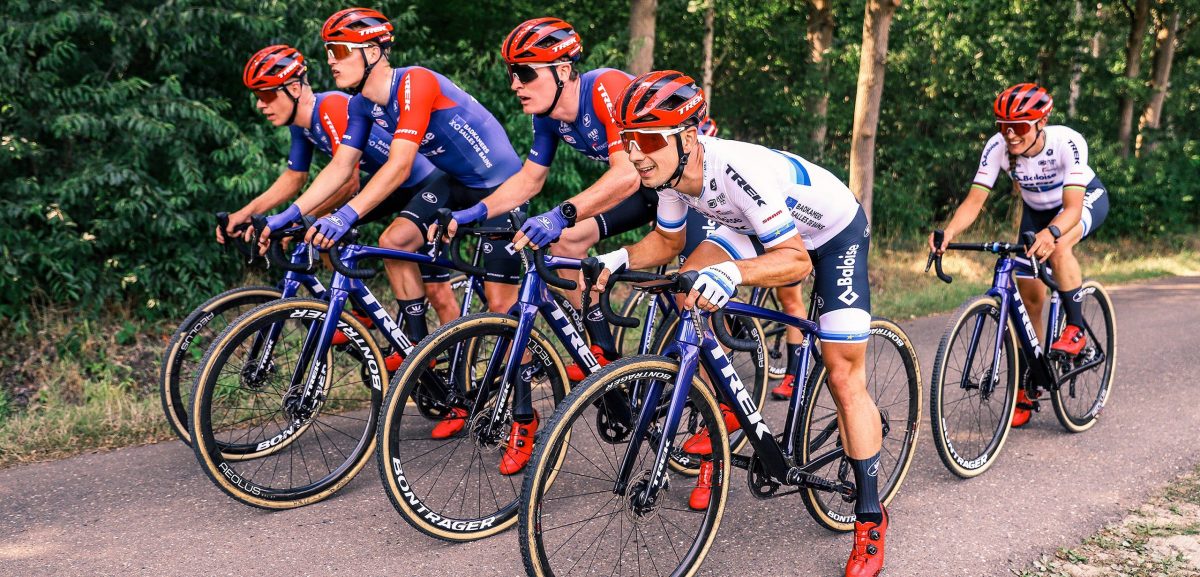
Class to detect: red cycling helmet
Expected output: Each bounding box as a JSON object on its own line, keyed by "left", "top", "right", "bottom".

{"left": 994, "top": 83, "right": 1053, "bottom": 121}
{"left": 616, "top": 70, "right": 707, "bottom": 131}
{"left": 322, "top": 7, "right": 394, "bottom": 45}
{"left": 698, "top": 116, "right": 718, "bottom": 137}
{"left": 502, "top": 17, "right": 583, "bottom": 64}
{"left": 243, "top": 45, "right": 306, "bottom": 90}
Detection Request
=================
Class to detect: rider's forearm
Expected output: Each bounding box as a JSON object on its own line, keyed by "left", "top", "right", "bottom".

{"left": 293, "top": 158, "right": 358, "bottom": 215}
{"left": 347, "top": 158, "right": 411, "bottom": 217}
{"left": 626, "top": 228, "right": 685, "bottom": 270}
{"left": 241, "top": 170, "right": 307, "bottom": 215}
{"left": 568, "top": 166, "right": 641, "bottom": 220}
{"left": 310, "top": 174, "right": 360, "bottom": 217}
{"left": 481, "top": 169, "right": 544, "bottom": 217}
{"left": 734, "top": 246, "right": 812, "bottom": 288}
{"left": 944, "top": 187, "right": 989, "bottom": 236}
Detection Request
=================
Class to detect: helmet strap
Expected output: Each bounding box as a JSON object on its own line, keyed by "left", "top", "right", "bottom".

{"left": 536, "top": 65, "right": 566, "bottom": 118}
{"left": 350, "top": 46, "right": 385, "bottom": 96}
{"left": 655, "top": 134, "right": 690, "bottom": 191}
{"left": 283, "top": 78, "right": 304, "bottom": 126}
{"left": 1018, "top": 127, "right": 1045, "bottom": 157}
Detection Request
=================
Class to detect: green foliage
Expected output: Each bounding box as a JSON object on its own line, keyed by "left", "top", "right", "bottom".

{"left": 2, "top": 0, "right": 1198, "bottom": 320}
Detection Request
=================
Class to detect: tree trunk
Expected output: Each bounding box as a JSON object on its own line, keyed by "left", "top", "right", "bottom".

{"left": 702, "top": 1, "right": 715, "bottom": 107}
{"left": 848, "top": 0, "right": 902, "bottom": 223}
{"left": 807, "top": 0, "right": 834, "bottom": 154}
{"left": 1136, "top": 11, "right": 1180, "bottom": 156}
{"left": 628, "top": 0, "right": 658, "bottom": 76}
{"left": 1117, "top": 0, "right": 1151, "bottom": 158}
{"left": 1068, "top": 1, "right": 1086, "bottom": 117}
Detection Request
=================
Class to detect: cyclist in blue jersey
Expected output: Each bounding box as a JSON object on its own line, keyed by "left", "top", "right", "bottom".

{"left": 223, "top": 45, "right": 460, "bottom": 325}
{"left": 256, "top": 9, "right": 525, "bottom": 348}
{"left": 430, "top": 17, "right": 653, "bottom": 384}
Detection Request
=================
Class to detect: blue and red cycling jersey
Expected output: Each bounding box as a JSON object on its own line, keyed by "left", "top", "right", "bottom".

{"left": 343, "top": 67, "right": 521, "bottom": 189}
{"left": 527, "top": 68, "right": 632, "bottom": 167}
{"left": 287, "top": 91, "right": 435, "bottom": 187}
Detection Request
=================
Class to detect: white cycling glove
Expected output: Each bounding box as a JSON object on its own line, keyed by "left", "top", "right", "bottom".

{"left": 596, "top": 248, "right": 629, "bottom": 276}
{"left": 693, "top": 261, "right": 742, "bottom": 309}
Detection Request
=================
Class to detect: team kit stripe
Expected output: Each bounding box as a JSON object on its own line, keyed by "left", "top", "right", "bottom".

{"left": 656, "top": 214, "right": 687, "bottom": 231}
{"left": 758, "top": 222, "right": 796, "bottom": 244}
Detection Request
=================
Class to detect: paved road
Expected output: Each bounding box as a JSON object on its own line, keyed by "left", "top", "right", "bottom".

{"left": 2, "top": 275, "right": 1198, "bottom": 577}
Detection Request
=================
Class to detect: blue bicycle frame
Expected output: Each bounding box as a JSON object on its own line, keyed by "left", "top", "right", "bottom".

{"left": 615, "top": 299, "right": 851, "bottom": 502}
{"left": 459, "top": 251, "right": 601, "bottom": 433}
{"left": 963, "top": 252, "right": 1105, "bottom": 398}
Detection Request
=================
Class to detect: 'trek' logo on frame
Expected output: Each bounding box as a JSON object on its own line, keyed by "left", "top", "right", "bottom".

{"left": 724, "top": 165, "right": 766, "bottom": 206}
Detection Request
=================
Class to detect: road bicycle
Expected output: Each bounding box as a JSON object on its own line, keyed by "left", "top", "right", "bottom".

{"left": 187, "top": 217, "right": 486, "bottom": 508}
{"left": 161, "top": 213, "right": 486, "bottom": 446}
{"left": 517, "top": 264, "right": 921, "bottom": 576}
{"left": 374, "top": 209, "right": 766, "bottom": 542}
{"left": 926, "top": 230, "right": 1117, "bottom": 478}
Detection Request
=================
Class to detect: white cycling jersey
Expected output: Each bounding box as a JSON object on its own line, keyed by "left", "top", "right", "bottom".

{"left": 655, "top": 136, "right": 860, "bottom": 250}
{"left": 974, "top": 125, "right": 1096, "bottom": 211}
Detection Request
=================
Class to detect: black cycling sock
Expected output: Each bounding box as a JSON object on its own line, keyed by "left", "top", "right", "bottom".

{"left": 786, "top": 343, "right": 803, "bottom": 377}
{"left": 1061, "top": 287, "right": 1084, "bottom": 327}
{"left": 584, "top": 303, "right": 618, "bottom": 358}
{"left": 513, "top": 361, "right": 538, "bottom": 423}
{"left": 397, "top": 298, "right": 429, "bottom": 344}
{"left": 850, "top": 452, "right": 883, "bottom": 524}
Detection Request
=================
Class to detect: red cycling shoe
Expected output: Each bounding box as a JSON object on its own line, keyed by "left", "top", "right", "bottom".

{"left": 770, "top": 375, "right": 796, "bottom": 400}
{"left": 689, "top": 460, "right": 714, "bottom": 510}
{"left": 430, "top": 407, "right": 468, "bottom": 439}
{"left": 846, "top": 507, "right": 888, "bottom": 577}
{"left": 565, "top": 345, "right": 617, "bottom": 382}
{"left": 1051, "top": 324, "right": 1086, "bottom": 357}
{"left": 681, "top": 403, "right": 741, "bottom": 455}
{"left": 499, "top": 412, "right": 539, "bottom": 475}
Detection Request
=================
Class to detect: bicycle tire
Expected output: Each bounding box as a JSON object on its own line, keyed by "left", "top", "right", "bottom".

{"left": 1049, "top": 280, "right": 1117, "bottom": 433}
{"left": 160, "top": 286, "right": 281, "bottom": 445}
{"left": 376, "top": 313, "right": 570, "bottom": 541}
{"left": 519, "top": 356, "right": 730, "bottom": 577}
{"left": 190, "top": 298, "right": 384, "bottom": 508}
{"left": 930, "top": 296, "right": 1020, "bottom": 479}
{"left": 798, "top": 317, "right": 922, "bottom": 532}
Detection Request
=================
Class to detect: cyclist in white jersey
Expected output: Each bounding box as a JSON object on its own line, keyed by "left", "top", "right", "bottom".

{"left": 590, "top": 71, "right": 887, "bottom": 577}
{"left": 930, "top": 83, "right": 1109, "bottom": 428}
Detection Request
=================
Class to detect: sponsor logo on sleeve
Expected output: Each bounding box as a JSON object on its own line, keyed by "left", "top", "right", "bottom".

{"left": 421, "top": 192, "right": 438, "bottom": 203}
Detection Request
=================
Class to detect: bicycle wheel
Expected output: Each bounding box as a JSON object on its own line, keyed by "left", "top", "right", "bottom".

{"left": 376, "top": 313, "right": 569, "bottom": 541}
{"left": 1050, "top": 280, "right": 1117, "bottom": 433}
{"left": 798, "top": 317, "right": 922, "bottom": 532}
{"left": 654, "top": 311, "right": 767, "bottom": 473}
{"left": 160, "top": 286, "right": 281, "bottom": 445}
{"left": 519, "top": 357, "right": 730, "bottom": 577}
{"left": 930, "top": 296, "right": 1020, "bottom": 478}
{"left": 190, "top": 298, "right": 384, "bottom": 508}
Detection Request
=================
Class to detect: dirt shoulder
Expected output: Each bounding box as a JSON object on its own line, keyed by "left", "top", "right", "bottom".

{"left": 1018, "top": 465, "right": 1200, "bottom": 577}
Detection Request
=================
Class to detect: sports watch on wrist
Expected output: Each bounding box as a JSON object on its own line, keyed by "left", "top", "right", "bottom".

{"left": 1047, "top": 225, "right": 1062, "bottom": 240}
{"left": 558, "top": 201, "right": 578, "bottom": 228}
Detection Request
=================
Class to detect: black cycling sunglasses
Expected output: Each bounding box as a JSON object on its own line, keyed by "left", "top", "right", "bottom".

{"left": 507, "top": 62, "right": 559, "bottom": 84}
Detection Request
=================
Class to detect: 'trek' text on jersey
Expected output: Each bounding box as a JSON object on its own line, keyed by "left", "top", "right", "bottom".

{"left": 344, "top": 67, "right": 521, "bottom": 188}
{"left": 654, "top": 136, "right": 861, "bottom": 252}
{"left": 527, "top": 68, "right": 632, "bottom": 166}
